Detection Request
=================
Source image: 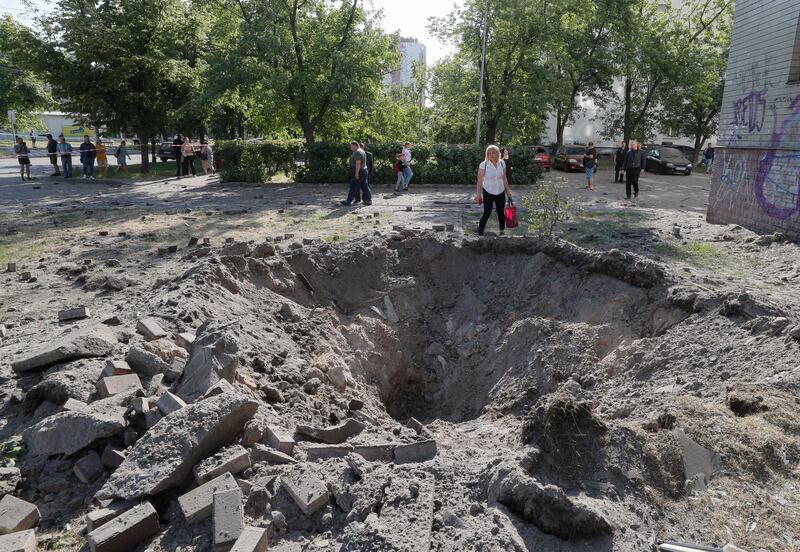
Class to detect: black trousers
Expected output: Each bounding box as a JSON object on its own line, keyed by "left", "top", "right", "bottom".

{"left": 626, "top": 169, "right": 641, "bottom": 198}
{"left": 479, "top": 189, "right": 506, "bottom": 234}
{"left": 182, "top": 155, "right": 196, "bottom": 176}
{"left": 615, "top": 164, "right": 624, "bottom": 182}
{"left": 176, "top": 154, "right": 183, "bottom": 176}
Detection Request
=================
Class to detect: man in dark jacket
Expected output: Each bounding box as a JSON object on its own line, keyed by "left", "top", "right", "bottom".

{"left": 173, "top": 133, "right": 184, "bottom": 179}
{"left": 354, "top": 142, "right": 373, "bottom": 204}
{"left": 614, "top": 140, "right": 627, "bottom": 183}
{"left": 622, "top": 141, "right": 646, "bottom": 199}
{"left": 46, "top": 134, "right": 60, "bottom": 176}
{"left": 79, "top": 134, "right": 96, "bottom": 179}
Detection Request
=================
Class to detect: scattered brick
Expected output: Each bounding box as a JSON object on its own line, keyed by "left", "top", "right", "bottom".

{"left": 393, "top": 440, "right": 438, "bottom": 464}
{"left": 101, "top": 446, "right": 126, "bottom": 470}
{"left": 144, "top": 408, "right": 162, "bottom": 429}
{"left": 74, "top": 451, "right": 104, "bottom": 483}
{"left": 188, "top": 236, "right": 199, "bottom": 247}
{"left": 58, "top": 306, "right": 91, "bottom": 321}
{"left": 204, "top": 379, "right": 235, "bottom": 399}
{"left": 304, "top": 444, "right": 354, "bottom": 461}
{"left": 87, "top": 501, "right": 159, "bottom": 552}
{"left": 263, "top": 426, "right": 295, "bottom": 455}
{"left": 0, "top": 495, "right": 41, "bottom": 534}
{"left": 178, "top": 472, "right": 238, "bottom": 524}
{"left": 136, "top": 318, "right": 167, "bottom": 341}
{"left": 6, "top": 263, "right": 16, "bottom": 273}
{"left": 131, "top": 397, "right": 149, "bottom": 415}
{"left": 86, "top": 501, "right": 134, "bottom": 532}
{"left": 101, "top": 360, "right": 132, "bottom": 378}
{"left": 281, "top": 466, "right": 329, "bottom": 516}
{"left": 155, "top": 392, "right": 186, "bottom": 417}
{"left": 96, "top": 374, "right": 143, "bottom": 398}
{"left": 175, "top": 332, "right": 196, "bottom": 351}
{"left": 194, "top": 445, "right": 251, "bottom": 484}
{"left": 229, "top": 526, "right": 268, "bottom": 552}
{"left": 62, "top": 398, "right": 88, "bottom": 412}
{"left": 0, "top": 529, "right": 36, "bottom": 552}
{"left": 354, "top": 444, "right": 396, "bottom": 462}
{"left": 249, "top": 444, "right": 297, "bottom": 465}
{"left": 213, "top": 488, "right": 244, "bottom": 551}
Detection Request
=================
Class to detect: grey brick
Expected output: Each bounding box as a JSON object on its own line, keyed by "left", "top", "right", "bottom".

{"left": 229, "top": 526, "right": 268, "bottom": 552}
{"left": 194, "top": 445, "right": 251, "bottom": 484}
{"left": 213, "top": 487, "right": 244, "bottom": 552}
{"left": 74, "top": 450, "right": 104, "bottom": 483}
{"left": 136, "top": 318, "right": 167, "bottom": 341}
{"left": 178, "top": 472, "right": 238, "bottom": 524}
{"left": 0, "top": 495, "right": 40, "bottom": 535}
{"left": 87, "top": 501, "right": 159, "bottom": 552}
{"left": 0, "top": 529, "right": 36, "bottom": 552}
{"left": 394, "top": 440, "right": 437, "bottom": 464}
{"left": 280, "top": 466, "right": 329, "bottom": 516}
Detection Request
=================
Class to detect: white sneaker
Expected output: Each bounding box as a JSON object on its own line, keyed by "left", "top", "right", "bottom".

{"left": 90, "top": 176, "right": 95, "bottom": 180}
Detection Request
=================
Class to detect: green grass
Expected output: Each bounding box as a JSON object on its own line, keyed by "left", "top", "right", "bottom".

{"left": 651, "top": 239, "right": 731, "bottom": 265}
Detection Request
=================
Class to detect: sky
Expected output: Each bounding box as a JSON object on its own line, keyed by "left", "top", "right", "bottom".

{"left": 1, "top": 0, "right": 458, "bottom": 67}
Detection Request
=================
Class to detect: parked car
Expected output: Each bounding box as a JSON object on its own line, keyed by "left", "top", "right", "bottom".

{"left": 553, "top": 145, "right": 587, "bottom": 172}
{"left": 643, "top": 146, "right": 693, "bottom": 175}
{"left": 595, "top": 146, "right": 617, "bottom": 160}
{"left": 675, "top": 145, "right": 695, "bottom": 161}
{"left": 158, "top": 142, "right": 177, "bottom": 162}
{"left": 528, "top": 145, "right": 552, "bottom": 170}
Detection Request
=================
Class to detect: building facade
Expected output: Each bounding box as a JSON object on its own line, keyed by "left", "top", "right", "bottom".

{"left": 706, "top": 0, "right": 800, "bottom": 238}
{"left": 385, "top": 37, "right": 426, "bottom": 106}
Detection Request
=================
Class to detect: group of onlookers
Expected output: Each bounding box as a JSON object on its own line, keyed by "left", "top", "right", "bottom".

{"left": 341, "top": 142, "right": 415, "bottom": 206}
{"left": 172, "top": 133, "right": 215, "bottom": 179}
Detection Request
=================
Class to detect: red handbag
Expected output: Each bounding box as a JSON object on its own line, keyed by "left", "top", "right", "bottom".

{"left": 505, "top": 198, "right": 518, "bottom": 229}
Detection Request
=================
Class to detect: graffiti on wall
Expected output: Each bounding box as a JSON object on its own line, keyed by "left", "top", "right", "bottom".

{"left": 754, "top": 95, "right": 800, "bottom": 220}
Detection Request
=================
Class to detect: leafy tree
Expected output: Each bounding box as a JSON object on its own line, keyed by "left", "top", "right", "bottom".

{"left": 0, "top": 15, "right": 51, "bottom": 128}
{"left": 213, "top": 0, "right": 398, "bottom": 144}
{"left": 429, "top": 0, "right": 551, "bottom": 145}
{"left": 32, "top": 0, "right": 208, "bottom": 172}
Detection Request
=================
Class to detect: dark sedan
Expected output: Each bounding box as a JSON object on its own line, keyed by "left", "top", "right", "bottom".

{"left": 158, "top": 142, "right": 178, "bottom": 162}
{"left": 644, "top": 146, "right": 693, "bottom": 175}
{"left": 553, "top": 146, "right": 587, "bottom": 172}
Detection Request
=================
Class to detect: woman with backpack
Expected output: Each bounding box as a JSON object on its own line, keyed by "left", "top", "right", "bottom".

{"left": 200, "top": 140, "right": 214, "bottom": 175}
{"left": 475, "top": 145, "right": 513, "bottom": 236}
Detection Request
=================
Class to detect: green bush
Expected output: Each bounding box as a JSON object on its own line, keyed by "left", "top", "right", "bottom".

{"left": 216, "top": 141, "right": 542, "bottom": 186}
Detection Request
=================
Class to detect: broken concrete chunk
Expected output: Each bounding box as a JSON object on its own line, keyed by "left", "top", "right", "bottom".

{"left": 178, "top": 472, "right": 238, "bottom": 524}
{"left": 0, "top": 529, "right": 36, "bottom": 552}
{"left": 155, "top": 391, "right": 187, "bottom": 417}
{"left": 101, "top": 446, "right": 126, "bottom": 470}
{"left": 125, "top": 347, "right": 170, "bottom": 377}
{"left": 0, "top": 468, "right": 21, "bottom": 496}
{"left": 0, "top": 324, "right": 7, "bottom": 339}
{"left": 674, "top": 429, "right": 721, "bottom": 490}
{"left": 131, "top": 397, "right": 149, "bottom": 415}
{"left": 296, "top": 419, "right": 365, "bottom": 444}
{"left": 229, "top": 526, "right": 268, "bottom": 552}
{"left": 74, "top": 451, "right": 105, "bottom": 483}
{"left": 204, "top": 378, "right": 236, "bottom": 399}
{"left": 406, "top": 417, "right": 424, "bottom": 434}
{"left": 249, "top": 443, "right": 297, "bottom": 465}
{"left": 175, "top": 332, "right": 196, "bottom": 352}
{"left": 394, "top": 440, "right": 437, "bottom": 464}
{"left": 164, "top": 361, "right": 184, "bottom": 383}
{"left": 384, "top": 296, "right": 400, "bottom": 323}
{"left": 62, "top": 398, "right": 89, "bottom": 412}
{"left": 263, "top": 426, "right": 295, "bottom": 455}
{"left": 24, "top": 409, "right": 126, "bottom": 456}
{"left": 96, "top": 374, "right": 143, "bottom": 398}
{"left": 194, "top": 445, "right": 251, "bottom": 484}
{"left": 101, "top": 360, "right": 132, "bottom": 379}
{"left": 58, "top": 306, "right": 91, "bottom": 321}
{"left": 86, "top": 501, "right": 134, "bottom": 532}
{"left": 281, "top": 466, "right": 329, "bottom": 516}
{"left": 136, "top": 318, "right": 167, "bottom": 341}
{"left": 0, "top": 495, "right": 41, "bottom": 535}
{"left": 354, "top": 444, "right": 396, "bottom": 463}
{"left": 214, "top": 487, "right": 244, "bottom": 552}
{"left": 11, "top": 327, "right": 117, "bottom": 372}
{"left": 305, "top": 444, "right": 354, "bottom": 461}
{"left": 87, "top": 501, "right": 159, "bottom": 552}
{"left": 144, "top": 408, "right": 162, "bottom": 429}
{"left": 177, "top": 320, "right": 240, "bottom": 402}
{"left": 98, "top": 394, "right": 258, "bottom": 500}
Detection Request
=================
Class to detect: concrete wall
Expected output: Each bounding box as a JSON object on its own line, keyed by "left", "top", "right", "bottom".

{"left": 707, "top": 0, "right": 800, "bottom": 239}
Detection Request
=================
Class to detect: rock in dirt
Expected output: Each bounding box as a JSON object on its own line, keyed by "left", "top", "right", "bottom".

{"left": 23, "top": 408, "right": 126, "bottom": 457}
{"left": 177, "top": 320, "right": 240, "bottom": 402}
{"left": 125, "top": 347, "right": 170, "bottom": 377}
{"left": 0, "top": 529, "right": 36, "bottom": 552}
{"left": 0, "top": 468, "right": 21, "bottom": 496}
{"left": 136, "top": 318, "right": 167, "bottom": 341}
{"left": 193, "top": 445, "right": 251, "bottom": 483}
{"left": 26, "top": 363, "right": 103, "bottom": 405}
{"left": 280, "top": 465, "right": 330, "bottom": 516}
{"left": 0, "top": 495, "right": 41, "bottom": 535}
{"left": 97, "top": 393, "right": 258, "bottom": 500}
{"left": 86, "top": 501, "right": 159, "bottom": 552}
{"left": 674, "top": 429, "right": 721, "bottom": 491}
{"left": 488, "top": 464, "right": 612, "bottom": 540}
{"left": 296, "top": 419, "right": 366, "bottom": 444}
{"left": 11, "top": 327, "right": 117, "bottom": 372}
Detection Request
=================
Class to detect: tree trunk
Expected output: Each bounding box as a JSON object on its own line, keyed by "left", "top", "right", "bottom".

{"left": 139, "top": 136, "right": 149, "bottom": 174}
{"left": 151, "top": 138, "right": 157, "bottom": 165}
{"left": 486, "top": 117, "right": 498, "bottom": 145}
{"left": 556, "top": 104, "right": 564, "bottom": 151}
{"left": 298, "top": 112, "right": 315, "bottom": 144}
{"left": 692, "top": 130, "right": 705, "bottom": 166}
{"left": 623, "top": 77, "right": 633, "bottom": 142}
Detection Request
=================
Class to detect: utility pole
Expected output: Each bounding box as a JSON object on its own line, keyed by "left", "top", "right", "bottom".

{"left": 475, "top": 0, "right": 489, "bottom": 146}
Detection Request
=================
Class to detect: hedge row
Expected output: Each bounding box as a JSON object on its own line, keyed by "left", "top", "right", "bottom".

{"left": 215, "top": 140, "right": 543, "bottom": 186}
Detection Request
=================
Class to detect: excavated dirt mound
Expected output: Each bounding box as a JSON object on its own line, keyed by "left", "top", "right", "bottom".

{"left": 3, "top": 233, "right": 800, "bottom": 551}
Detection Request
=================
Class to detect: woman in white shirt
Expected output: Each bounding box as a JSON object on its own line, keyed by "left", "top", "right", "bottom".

{"left": 476, "top": 144, "right": 513, "bottom": 235}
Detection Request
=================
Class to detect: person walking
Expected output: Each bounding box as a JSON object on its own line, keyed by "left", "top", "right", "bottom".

{"left": 95, "top": 138, "right": 108, "bottom": 178}
{"left": 114, "top": 140, "right": 132, "bottom": 175}
{"left": 340, "top": 141, "right": 371, "bottom": 206}
{"left": 79, "top": 135, "right": 96, "bottom": 179}
{"left": 476, "top": 145, "right": 513, "bottom": 236}
{"left": 502, "top": 147, "right": 513, "bottom": 185}
{"left": 393, "top": 148, "right": 405, "bottom": 192}
{"left": 400, "top": 142, "right": 413, "bottom": 191}
{"left": 181, "top": 136, "right": 197, "bottom": 177}
{"left": 200, "top": 140, "right": 214, "bottom": 175}
{"left": 57, "top": 134, "right": 73, "bottom": 178}
{"left": 29, "top": 130, "right": 36, "bottom": 149}
{"left": 14, "top": 137, "right": 32, "bottom": 181}
{"left": 353, "top": 143, "right": 374, "bottom": 204}
{"left": 583, "top": 141, "right": 598, "bottom": 190}
{"left": 622, "top": 141, "right": 646, "bottom": 199}
{"left": 46, "top": 134, "right": 61, "bottom": 176}
{"left": 173, "top": 133, "right": 184, "bottom": 179}
{"left": 614, "top": 140, "right": 627, "bottom": 183}
{"left": 703, "top": 143, "right": 715, "bottom": 174}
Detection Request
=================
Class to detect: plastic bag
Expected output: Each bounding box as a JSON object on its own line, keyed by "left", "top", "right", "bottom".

{"left": 505, "top": 198, "right": 518, "bottom": 229}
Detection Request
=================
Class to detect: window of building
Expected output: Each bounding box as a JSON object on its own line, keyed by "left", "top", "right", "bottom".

{"left": 790, "top": 14, "right": 800, "bottom": 83}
